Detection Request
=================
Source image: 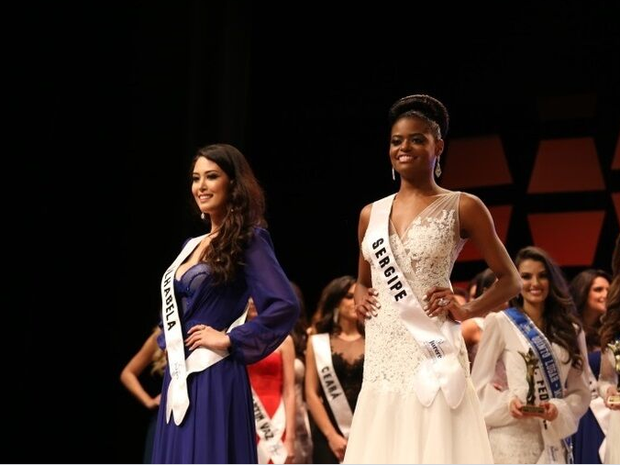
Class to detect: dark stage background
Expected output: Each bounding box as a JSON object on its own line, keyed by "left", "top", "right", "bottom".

{"left": 14, "top": 2, "right": 619, "bottom": 463}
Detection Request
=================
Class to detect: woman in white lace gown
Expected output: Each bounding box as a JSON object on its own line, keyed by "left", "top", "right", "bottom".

{"left": 599, "top": 341, "right": 620, "bottom": 464}
{"left": 343, "top": 94, "right": 521, "bottom": 464}
{"left": 598, "top": 234, "right": 620, "bottom": 464}
{"left": 472, "top": 246, "right": 590, "bottom": 464}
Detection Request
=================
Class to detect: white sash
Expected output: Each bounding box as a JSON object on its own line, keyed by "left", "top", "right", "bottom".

{"left": 252, "top": 387, "right": 287, "bottom": 464}
{"left": 531, "top": 348, "right": 566, "bottom": 464}
{"left": 311, "top": 333, "right": 354, "bottom": 438}
{"left": 366, "top": 194, "right": 466, "bottom": 408}
{"left": 161, "top": 235, "right": 247, "bottom": 425}
{"left": 592, "top": 396, "right": 610, "bottom": 462}
{"left": 505, "top": 313, "right": 570, "bottom": 464}
{"left": 585, "top": 358, "right": 610, "bottom": 462}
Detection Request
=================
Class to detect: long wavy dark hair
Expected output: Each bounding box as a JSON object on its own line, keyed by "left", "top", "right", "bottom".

{"left": 509, "top": 246, "right": 583, "bottom": 369}
{"left": 600, "top": 234, "right": 620, "bottom": 349}
{"left": 290, "top": 281, "right": 309, "bottom": 360}
{"left": 473, "top": 268, "right": 497, "bottom": 299}
{"left": 600, "top": 279, "right": 620, "bottom": 350}
{"left": 314, "top": 275, "right": 364, "bottom": 336}
{"left": 192, "top": 143, "right": 266, "bottom": 284}
{"left": 569, "top": 268, "right": 611, "bottom": 350}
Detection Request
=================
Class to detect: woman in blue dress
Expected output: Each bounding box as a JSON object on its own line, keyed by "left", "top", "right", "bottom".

{"left": 151, "top": 143, "right": 300, "bottom": 463}
{"left": 570, "top": 269, "right": 611, "bottom": 463}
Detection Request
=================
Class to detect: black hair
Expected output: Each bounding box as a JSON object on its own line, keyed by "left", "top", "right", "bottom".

{"left": 510, "top": 246, "right": 583, "bottom": 369}
{"left": 192, "top": 143, "right": 266, "bottom": 284}
{"left": 388, "top": 94, "right": 449, "bottom": 138}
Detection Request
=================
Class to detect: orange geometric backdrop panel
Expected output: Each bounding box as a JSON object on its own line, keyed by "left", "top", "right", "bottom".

{"left": 458, "top": 205, "right": 512, "bottom": 262}
{"left": 528, "top": 138, "right": 605, "bottom": 193}
{"left": 442, "top": 135, "right": 512, "bottom": 189}
{"left": 528, "top": 211, "right": 605, "bottom": 266}
{"left": 443, "top": 96, "right": 618, "bottom": 283}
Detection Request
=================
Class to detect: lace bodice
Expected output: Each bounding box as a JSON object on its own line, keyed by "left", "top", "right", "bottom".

{"left": 361, "top": 192, "right": 469, "bottom": 393}
{"left": 329, "top": 335, "right": 365, "bottom": 408}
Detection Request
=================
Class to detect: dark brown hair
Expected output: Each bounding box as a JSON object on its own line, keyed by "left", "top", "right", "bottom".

{"left": 290, "top": 281, "right": 309, "bottom": 360}
{"left": 569, "top": 268, "right": 611, "bottom": 350}
{"left": 388, "top": 94, "right": 449, "bottom": 139}
{"left": 314, "top": 275, "right": 364, "bottom": 336}
{"left": 600, "top": 234, "right": 620, "bottom": 349}
{"left": 193, "top": 143, "right": 266, "bottom": 284}
{"left": 473, "top": 268, "right": 497, "bottom": 299}
{"left": 509, "top": 246, "right": 583, "bottom": 369}
{"left": 600, "top": 276, "right": 620, "bottom": 350}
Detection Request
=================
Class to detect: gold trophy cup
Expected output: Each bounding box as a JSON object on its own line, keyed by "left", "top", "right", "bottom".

{"left": 519, "top": 348, "right": 545, "bottom": 414}
{"left": 607, "top": 340, "right": 620, "bottom": 406}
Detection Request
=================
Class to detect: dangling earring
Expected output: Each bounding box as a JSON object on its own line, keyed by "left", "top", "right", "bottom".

{"left": 333, "top": 307, "right": 340, "bottom": 324}
{"left": 200, "top": 212, "right": 205, "bottom": 220}
{"left": 434, "top": 156, "right": 442, "bottom": 178}
{"left": 391, "top": 167, "right": 396, "bottom": 181}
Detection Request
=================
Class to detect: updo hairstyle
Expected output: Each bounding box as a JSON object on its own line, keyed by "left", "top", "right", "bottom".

{"left": 388, "top": 94, "right": 449, "bottom": 140}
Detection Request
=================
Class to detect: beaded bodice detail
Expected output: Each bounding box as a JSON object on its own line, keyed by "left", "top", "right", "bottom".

{"left": 361, "top": 192, "right": 469, "bottom": 393}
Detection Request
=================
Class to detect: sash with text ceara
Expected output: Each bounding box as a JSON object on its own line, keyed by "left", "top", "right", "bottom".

{"left": 311, "top": 333, "right": 354, "bottom": 438}
{"left": 365, "top": 193, "right": 466, "bottom": 408}
{"left": 505, "top": 307, "right": 574, "bottom": 464}
{"left": 252, "top": 386, "right": 287, "bottom": 464}
{"left": 161, "top": 235, "right": 248, "bottom": 425}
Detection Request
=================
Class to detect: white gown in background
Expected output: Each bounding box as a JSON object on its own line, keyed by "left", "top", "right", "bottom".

{"left": 599, "top": 346, "right": 620, "bottom": 464}
{"left": 344, "top": 192, "right": 493, "bottom": 464}
{"left": 471, "top": 311, "right": 590, "bottom": 464}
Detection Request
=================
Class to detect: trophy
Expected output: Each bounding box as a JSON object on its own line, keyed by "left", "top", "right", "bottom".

{"left": 607, "top": 339, "right": 620, "bottom": 406}
{"left": 519, "top": 348, "right": 545, "bottom": 414}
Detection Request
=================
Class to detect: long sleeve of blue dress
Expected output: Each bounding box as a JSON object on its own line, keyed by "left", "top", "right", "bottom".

{"left": 228, "top": 227, "right": 300, "bottom": 364}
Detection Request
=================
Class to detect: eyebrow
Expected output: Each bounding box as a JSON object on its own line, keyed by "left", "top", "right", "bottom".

{"left": 391, "top": 132, "right": 427, "bottom": 138}
{"left": 193, "top": 169, "right": 221, "bottom": 175}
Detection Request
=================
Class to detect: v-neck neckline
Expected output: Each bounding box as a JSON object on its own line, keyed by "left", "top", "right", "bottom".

{"left": 388, "top": 192, "right": 450, "bottom": 241}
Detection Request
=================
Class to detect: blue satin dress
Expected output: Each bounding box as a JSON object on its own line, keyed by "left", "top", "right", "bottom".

{"left": 572, "top": 350, "right": 605, "bottom": 464}
{"left": 151, "top": 228, "right": 299, "bottom": 464}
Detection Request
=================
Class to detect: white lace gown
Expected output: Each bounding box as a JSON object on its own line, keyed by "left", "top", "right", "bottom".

{"left": 471, "top": 312, "right": 590, "bottom": 464}
{"left": 599, "top": 347, "right": 620, "bottom": 464}
{"left": 343, "top": 192, "right": 493, "bottom": 464}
